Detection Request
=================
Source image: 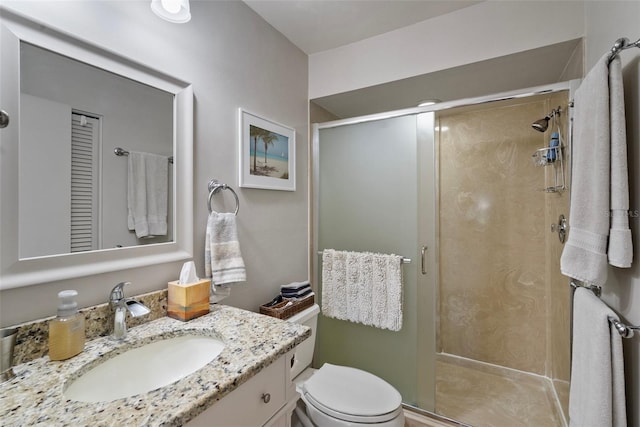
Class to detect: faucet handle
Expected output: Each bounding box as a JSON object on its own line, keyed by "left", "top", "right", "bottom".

{"left": 110, "top": 281, "right": 130, "bottom": 303}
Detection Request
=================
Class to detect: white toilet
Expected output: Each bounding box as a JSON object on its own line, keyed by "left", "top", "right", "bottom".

{"left": 287, "top": 304, "right": 405, "bottom": 427}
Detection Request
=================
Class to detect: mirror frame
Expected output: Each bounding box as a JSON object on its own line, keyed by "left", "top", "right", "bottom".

{"left": 0, "top": 9, "right": 194, "bottom": 289}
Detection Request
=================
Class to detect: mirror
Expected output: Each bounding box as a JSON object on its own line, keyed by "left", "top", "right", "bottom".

{"left": 19, "top": 42, "right": 174, "bottom": 258}
{"left": 0, "top": 10, "right": 193, "bottom": 289}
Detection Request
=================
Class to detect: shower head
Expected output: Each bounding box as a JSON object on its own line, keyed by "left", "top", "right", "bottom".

{"left": 532, "top": 107, "right": 562, "bottom": 132}
{"left": 532, "top": 116, "right": 550, "bottom": 132}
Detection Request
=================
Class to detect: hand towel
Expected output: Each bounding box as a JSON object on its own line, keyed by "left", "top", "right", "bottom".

{"left": 608, "top": 56, "right": 633, "bottom": 268}
{"left": 560, "top": 54, "right": 633, "bottom": 286}
{"left": 205, "top": 212, "right": 246, "bottom": 285}
{"left": 127, "top": 151, "right": 169, "bottom": 238}
{"left": 569, "top": 287, "right": 626, "bottom": 427}
{"left": 321, "top": 249, "right": 403, "bottom": 331}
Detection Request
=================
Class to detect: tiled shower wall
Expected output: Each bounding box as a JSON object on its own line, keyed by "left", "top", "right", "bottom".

{"left": 437, "top": 94, "right": 570, "bottom": 388}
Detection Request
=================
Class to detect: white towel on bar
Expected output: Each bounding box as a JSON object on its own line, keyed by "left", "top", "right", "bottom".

{"left": 321, "top": 249, "right": 403, "bottom": 331}
{"left": 608, "top": 56, "right": 633, "bottom": 268}
{"left": 560, "top": 54, "right": 633, "bottom": 286}
{"left": 205, "top": 212, "right": 246, "bottom": 285}
{"left": 569, "top": 287, "right": 626, "bottom": 427}
{"left": 127, "top": 151, "right": 168, "bottom": 238}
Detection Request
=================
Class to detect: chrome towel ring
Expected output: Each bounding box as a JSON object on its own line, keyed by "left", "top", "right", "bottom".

{"left": 208, "top": 179, "right": 239, "bottom": 215}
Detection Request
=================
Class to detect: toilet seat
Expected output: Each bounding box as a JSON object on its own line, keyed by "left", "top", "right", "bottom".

{"left": 302, "top": 363, "right": 403, "bottom": 423}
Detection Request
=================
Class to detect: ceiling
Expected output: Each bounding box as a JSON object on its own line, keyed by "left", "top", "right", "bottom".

{"left": 243, "top": 0, "right": 482, "bottom": 55}
{"left": 242, "top": 1, "right": 583, "bottom": 119}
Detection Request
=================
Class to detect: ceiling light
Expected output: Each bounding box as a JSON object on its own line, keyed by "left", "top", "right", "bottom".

{"left": 151, "top": 0, "right": 191, "bottom": 23}
{"left": 418, "top": 99, "right": 441, "bottom": 107}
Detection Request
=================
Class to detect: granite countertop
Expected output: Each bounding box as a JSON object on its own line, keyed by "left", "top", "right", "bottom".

{"left": 0, "top": 305, "right": 310, "bottom": 426}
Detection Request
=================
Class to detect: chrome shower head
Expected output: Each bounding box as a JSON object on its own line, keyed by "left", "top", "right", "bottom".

{"left": 532, "top": 116, "right": 550, "bottom": 132}
{"left": 532, "top": 107, "right": 562, "bottom": 133}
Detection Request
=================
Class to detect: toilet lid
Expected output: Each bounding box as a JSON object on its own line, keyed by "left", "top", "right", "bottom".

{"left": 302, "top": 363, "right": 402, "bottom": 422}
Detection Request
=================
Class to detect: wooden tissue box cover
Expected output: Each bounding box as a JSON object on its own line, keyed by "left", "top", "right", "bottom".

{"left": 168, "top": 279, "right": 210, "bottom": 321}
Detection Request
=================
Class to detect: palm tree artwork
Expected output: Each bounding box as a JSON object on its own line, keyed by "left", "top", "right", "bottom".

{"left": 248, "top": 124, "right": 289, "bottom": 180}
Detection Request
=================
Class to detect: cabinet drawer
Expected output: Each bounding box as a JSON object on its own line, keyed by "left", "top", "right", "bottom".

{"left": 187, "top": 356, "right": 286, "bottom": 426}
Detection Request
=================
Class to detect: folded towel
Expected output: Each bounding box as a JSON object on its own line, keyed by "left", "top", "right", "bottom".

{"left": 285, "top": 291, "right": 315, "bottom": 302}
{"left": 608, "top": 56, "right": 633, "bottom": 268}
{"left": 205, "top": 212, "right": 246, "bottom": 285}
{"left": 561, "top": 53, "right": 633, "bottom": 286}
{"left": 127, "top": 151, "right": 169, "bottom": 238}
{"left": 321, "top": 249, "right": 403, "bottom": 331}
{"left": 282, "top": 287, "right": 313, "bottom": 299}
{"left": 281, "top": 281, "right": 311, "bottom": 291}
{"left": 569, "top": 288, "right": 626, "bottom": 427}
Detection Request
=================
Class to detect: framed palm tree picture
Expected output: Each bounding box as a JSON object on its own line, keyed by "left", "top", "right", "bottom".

{"left": 238, "top": 108, "right": 296, "bottom": 191}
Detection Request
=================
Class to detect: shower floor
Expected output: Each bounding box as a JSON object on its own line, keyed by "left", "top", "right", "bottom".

{"left": 435, "top": 353, "right": 567, "bottom": 427}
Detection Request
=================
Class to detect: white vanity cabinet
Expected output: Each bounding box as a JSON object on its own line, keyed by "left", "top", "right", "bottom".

{"left": 187, "top": 350, "right": 297, "bottom": 427}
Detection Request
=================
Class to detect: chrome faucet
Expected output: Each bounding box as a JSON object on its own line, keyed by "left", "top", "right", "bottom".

{"left": 109, "top": 282, "right": 150, "bottom": 340}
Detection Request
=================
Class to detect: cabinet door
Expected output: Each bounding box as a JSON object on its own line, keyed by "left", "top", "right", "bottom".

{"left": 187, "top": 356, "right": 286, "bottom": 426}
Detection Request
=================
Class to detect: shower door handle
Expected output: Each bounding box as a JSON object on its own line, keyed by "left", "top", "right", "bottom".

{"left": 421, "top": 246, "right": 428, "bottom": 275}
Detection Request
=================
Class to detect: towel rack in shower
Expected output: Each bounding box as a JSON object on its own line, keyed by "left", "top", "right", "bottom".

{"left": 208, "top": 179, "right": 239, "bottom": 215}
{"left": 317, "top": 250, "right": 411, "bottom": 264}
{"left": 607, "top": 37, "right": 640, "bottom": 64}
{"left": 114, "top": 147, "right": 173, "bottom": 164}
{"left": 571, "top": 280, "right": 639, "bottom": 338}
{"left": 608, "top": 316, "right": 640, "bottom": 339}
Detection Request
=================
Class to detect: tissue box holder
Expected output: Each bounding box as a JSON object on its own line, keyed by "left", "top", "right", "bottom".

{"left": 168, "top": 279, "right": 210, "bottom": 321}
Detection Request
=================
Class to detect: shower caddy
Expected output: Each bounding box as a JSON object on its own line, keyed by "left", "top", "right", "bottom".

{"left": 531, "top": 106, "right": 565, "bottom": 193}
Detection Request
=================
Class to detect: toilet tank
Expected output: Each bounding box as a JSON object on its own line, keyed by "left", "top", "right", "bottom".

{"left": 286, "top": 303, "right": 320, "bottom": 379}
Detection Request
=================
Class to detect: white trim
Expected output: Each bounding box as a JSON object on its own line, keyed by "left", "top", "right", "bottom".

{"left": 315, "top": 81, "right": 574, "bottom": 129}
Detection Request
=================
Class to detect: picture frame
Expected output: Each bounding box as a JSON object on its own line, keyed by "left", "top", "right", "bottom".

{"left": 238, "top": 108, "right": 296, "bottom": 191}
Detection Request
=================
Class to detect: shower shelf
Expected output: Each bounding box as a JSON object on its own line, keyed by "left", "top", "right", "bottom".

{"left": 532, "top": 145, "right": 565, "bottom": 193}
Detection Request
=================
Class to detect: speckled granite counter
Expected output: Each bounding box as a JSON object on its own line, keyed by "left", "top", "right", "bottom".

{"left": 0, "top": 305, "right": 310, "bottom": 426}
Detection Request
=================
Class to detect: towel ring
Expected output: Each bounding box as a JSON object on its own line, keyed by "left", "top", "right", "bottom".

{"left": 207, "top": 179, "right": 239, "bottom": 215}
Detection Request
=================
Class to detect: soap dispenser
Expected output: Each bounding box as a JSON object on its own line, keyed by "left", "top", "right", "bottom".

{"left": 48, "top": 290, "right": 85, "bottom": 361}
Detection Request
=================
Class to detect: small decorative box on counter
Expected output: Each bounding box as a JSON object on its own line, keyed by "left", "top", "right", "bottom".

{"left": 167, "top": 279, "right": 210, "bottom": 321}
{"left": 259, "top": 294, "right": 314, "bottom": 320}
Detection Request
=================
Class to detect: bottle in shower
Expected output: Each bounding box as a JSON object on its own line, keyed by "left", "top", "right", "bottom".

{"left": 548, "top": 132, "right": 559, "bottom": 162}
{"left": 49, "top": 290, "right": 85, "bottom": 361}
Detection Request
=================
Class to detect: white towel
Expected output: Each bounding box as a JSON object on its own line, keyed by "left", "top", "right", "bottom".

{"left": 127, "top": 151, "right": 169, "bottom": 238}
{"left": 205, "top": 212, "right": 246, "bottom": 285}
{"left": 321, "top": 249, "right": 403, "bottom": 331}
{"left": 569, "top": 288, "right": 626, "bottom": 427}
{"left": 560, "top": 54, "right": 633, "bottom": 286}
{"left": 608, "top": 57, "right": 633, "bottom": 268}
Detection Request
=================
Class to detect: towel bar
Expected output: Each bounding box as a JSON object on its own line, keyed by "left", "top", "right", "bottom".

{"left": 608, "top": 316, "right": 640, "bottom": 339}
{"left": 570, "top": 280, "right": 601, "bottom": 297}
{"left": 571, "top": 280, "right": 638, "bottom": 338}
{"left": 207, "top": 179, "right": 239, "bottom": 215}
{"left": 317, "top": 250, "right": 411, "bottom": 264}
{"left": 114, "top": 147, "right": 173, "bottom": 164}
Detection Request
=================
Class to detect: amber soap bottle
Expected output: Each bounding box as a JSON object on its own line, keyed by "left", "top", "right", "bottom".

{"left": 48, "top": 290, "right": 85, "bottom": 361}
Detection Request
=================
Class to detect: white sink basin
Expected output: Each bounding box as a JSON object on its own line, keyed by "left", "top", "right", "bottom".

{"left": 64, "top": 334, "right": 225, "bottom": 402}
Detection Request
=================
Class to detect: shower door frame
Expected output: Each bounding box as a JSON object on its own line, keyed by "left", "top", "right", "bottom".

{"left": 311, "top": 79, "right": 580, "bottom": 417}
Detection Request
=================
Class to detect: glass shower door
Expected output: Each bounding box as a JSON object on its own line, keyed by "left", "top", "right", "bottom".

{"left": 314, "top": 113, "right": 436, "bottom": 411}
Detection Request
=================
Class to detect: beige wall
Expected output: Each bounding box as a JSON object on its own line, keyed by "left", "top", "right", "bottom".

{"left": 438, "top": 95, "right": 570, "bottom": 381}
{"left": 309, "top": 1, "right": 584, "bottom": 99}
